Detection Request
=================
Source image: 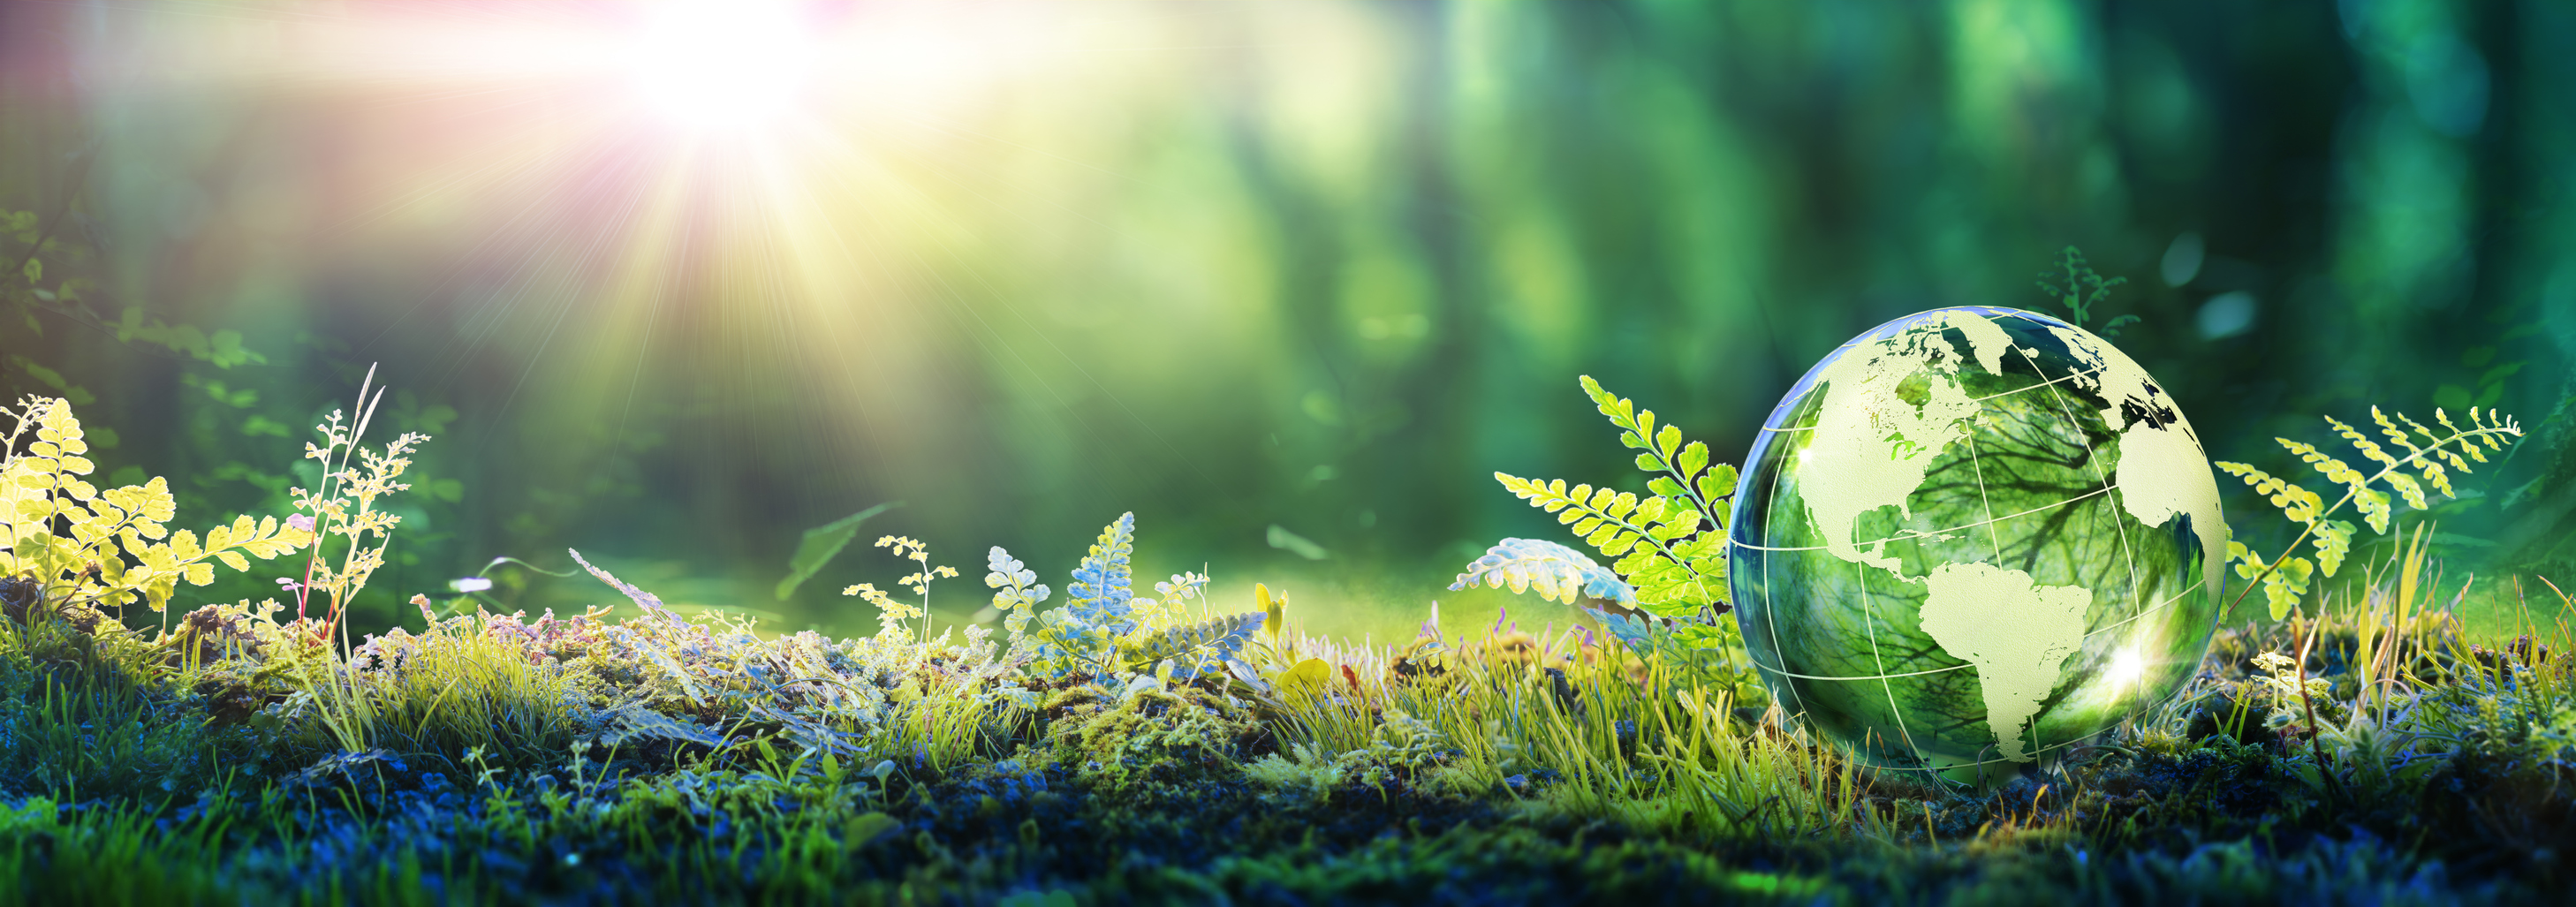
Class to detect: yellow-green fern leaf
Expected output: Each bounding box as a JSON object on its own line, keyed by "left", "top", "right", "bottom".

{"left": 2353, "top": 486, "right": 2393, "bottom": 534}
{"left": 1496, "top": 470, "right": 1720, "bottom": 615}
{"left": 2233, "top": 540, "right": 2313, "bottom": 619}
{"left": 2384, "top": 471, "right": 2429, "bottom": 510}
{"left": 2313, "top": 519, "right": 2355, "bottom": 578}
{"left": 2415, "top": 458, "right": 2454, "bottom": 498}
{"left": 2265, "top": 556, "right": 2315, "bottom": 621}
{"left": 2327, "top": 415, "right": 2399, "bottom": 470}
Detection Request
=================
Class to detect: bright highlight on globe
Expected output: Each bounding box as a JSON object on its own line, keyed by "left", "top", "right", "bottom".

{"left": 1731, "top": 306, "right": 2229, "bottom": 783}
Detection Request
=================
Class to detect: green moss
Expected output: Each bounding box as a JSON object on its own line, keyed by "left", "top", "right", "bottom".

{"left": 1041, "top": 679, "right": 1261, "bottom": 797}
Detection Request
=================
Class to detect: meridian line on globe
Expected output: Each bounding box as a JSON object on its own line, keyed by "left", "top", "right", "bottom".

{"left": 1966, "top": 432, "right": 2003, "bottom": 559}
{"left": 1853, "top": 556, "right": 1929, "bottom": 761}
{"left": 1918, "top": 561, "right": 2092, "bottom": 762}
{"left": 2012, "top": 343, "right": 2149, "bottom": 628}
{"left": 1755, "top": 427, "right": 1815, "bottom": 723}
{"left": 1799, "top": 309, "right": 2018, "bottom": 575}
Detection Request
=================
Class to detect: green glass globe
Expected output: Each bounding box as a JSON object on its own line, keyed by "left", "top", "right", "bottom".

{"left": 1728, "top": 306, "right": 2227, "bottom": 782}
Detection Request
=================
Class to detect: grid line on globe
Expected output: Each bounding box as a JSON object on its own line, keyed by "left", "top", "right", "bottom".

{"left": 1729, "top": 306, "right": 2227, "bottom": 782}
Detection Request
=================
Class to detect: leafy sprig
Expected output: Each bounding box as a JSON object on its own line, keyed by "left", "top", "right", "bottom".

{"left": 1129, "top": 611, "right": 1262, "bottom": 680}
{"left": 0, "top": 396, "right": 312, "bottom": 616}
{"left": 2216, "top": 405, "right": 2522, "bottom": 620}
{"left": 1066, "top": 512, "right": 1138, "bottom": 636}
{"left": 1486, "top": 376, "right": 1739, "bottom": 617}
{"left": 1021, "top": 512, "right": 1264, "bottom": 681}
{"left": 983, "top": 546, "right": 1049, "bottom": 654}
{"left": 2036, "top": 245, "right": 2138, "bottom": 336}
{"left": 843, "top": 534, "right": 956, "bottom": 642}
{"left": 289, "top": 366, "right": 429, "bottom": 647}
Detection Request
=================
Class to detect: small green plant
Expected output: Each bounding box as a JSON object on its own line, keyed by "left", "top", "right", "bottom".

{"left": 288, "top": 366, "right": 430, "bottom": 646}
{"left": 982, "top": 545, "right": 1049, "bottom": 654}
{"left": 2216, "top": 404, "right": 2521, "bottom": 619}
{"left": 843, "top": 534, "right": 957, "bottom": 643}
{"left": 2035, "top": 245, "right": 2138, "bottom": 336}
{"left": 0, "top": 396, "right": 313, "bottom": 619}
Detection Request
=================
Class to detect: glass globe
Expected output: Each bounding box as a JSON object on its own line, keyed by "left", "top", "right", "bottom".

{"left": 1728, "top": 306, "right": 2228, "bottom": 783}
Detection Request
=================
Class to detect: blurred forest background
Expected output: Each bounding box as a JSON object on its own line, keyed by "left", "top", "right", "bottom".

{"left": 3, "top": 0, "right": 2572, "bottom": 640}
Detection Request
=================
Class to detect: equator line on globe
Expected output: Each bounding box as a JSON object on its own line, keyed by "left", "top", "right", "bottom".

{"left": 1728, "top": 306, "right": 2227, "bottom": 782}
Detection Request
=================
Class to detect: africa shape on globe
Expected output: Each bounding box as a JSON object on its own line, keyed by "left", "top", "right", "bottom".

{"left": 1728, "top": 306, "right": 2228, "bottom": 780}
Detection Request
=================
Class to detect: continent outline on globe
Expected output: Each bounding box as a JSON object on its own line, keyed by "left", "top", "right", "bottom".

{"left": 1728, "top": 306, "right": 2227, "bottom": 782}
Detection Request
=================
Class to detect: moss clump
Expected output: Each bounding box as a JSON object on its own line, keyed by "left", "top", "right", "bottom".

{"left": 1041, "top": 680, "right": 1262, "bottom": 797}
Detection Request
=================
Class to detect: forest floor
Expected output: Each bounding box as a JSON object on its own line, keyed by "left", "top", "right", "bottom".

{"left": 2, "top": 563, "right": 2572, "bottom": 907}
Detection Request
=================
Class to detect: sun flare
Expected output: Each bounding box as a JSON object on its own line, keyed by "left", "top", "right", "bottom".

{"left": 625, "top": 1, "right": 819, "bottom": 129}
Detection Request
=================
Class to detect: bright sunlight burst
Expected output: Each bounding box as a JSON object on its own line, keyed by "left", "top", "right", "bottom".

{"left": 625, "top": 0, "right": 818, "bottom": 129}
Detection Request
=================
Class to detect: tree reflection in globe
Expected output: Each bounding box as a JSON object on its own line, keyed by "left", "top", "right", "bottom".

{"left": 1728, "top": 306, "right": 2228, "bottom": 783}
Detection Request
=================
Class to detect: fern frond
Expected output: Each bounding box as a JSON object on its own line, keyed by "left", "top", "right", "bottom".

{"left": 1494, "top": 376, "right": 1746, "bottom": 618}
{"left": 1066, "top": 512, "right": 1137, "bottom": 635}
{"left": 0, "top": 397, "right": 315, "bottom": 614}
{"left": 1578, "top": 375, "right": 1741, "bottom": 530}
{"left": 1494, "top": 472, "right": 1719, "bottom": 616}
{"left": 1449, "top": 538, "right": 1638, "bottom": 607}
{"left": 2035, "top": 246, "right": 2129, "bottom": 328}
{"left": 2219, "top": 404, "right": 2524, "bottom": 620}
{"left": 1125, "top": 611, "right": 1262, "bottom": 678}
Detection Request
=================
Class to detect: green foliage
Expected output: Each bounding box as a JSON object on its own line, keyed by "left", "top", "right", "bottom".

{"left": 841, "top": 533, "right": 956, "bottom": 643}
{"left": 1486, "top": 376, "right": 1739, "bottom": 618}
{"left": 111, "top": 308, "right": 265, "bottom": 369}
{"left": 0, "top": 397, "right": 312, "bottom": 615}
{"left": 6, "top": 200, "right": 264, "bottom": 370}
{"left": 773, "top": 501, "right": 902, "bottom": 601}
{"left": 287, "top": 369, "right": 430, "bottom": 637}
{"left": 2216, "top": 404, "right": 2522, "bottom": 619}
{"left": 2034, "top": 245, "right": 2139, "bottom": 336}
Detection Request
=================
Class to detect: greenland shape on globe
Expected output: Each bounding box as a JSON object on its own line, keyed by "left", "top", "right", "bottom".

{"left": 1731, "top": 306, "right": 2226, "bottom": 774}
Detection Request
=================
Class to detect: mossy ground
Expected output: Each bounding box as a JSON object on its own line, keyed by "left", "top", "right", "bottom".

{"left": 0, "top": 585, "right": 2571, "bottom": 907}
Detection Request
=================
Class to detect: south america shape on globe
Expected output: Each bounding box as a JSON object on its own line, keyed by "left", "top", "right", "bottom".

{"left": 1728, "top": 306, "right": 2226, "bottom": 782}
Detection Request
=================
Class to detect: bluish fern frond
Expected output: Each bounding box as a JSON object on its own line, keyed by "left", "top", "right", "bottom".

{"left": 1067, "top": 512, "right": 1136, "bottom": 635}
{"left": 1129, "top": 611, "right": 1263, "bottom": 679}
{"left": 1449, "top": 538, "right": 1637, "bottom": 606}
